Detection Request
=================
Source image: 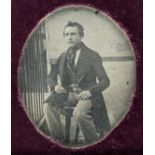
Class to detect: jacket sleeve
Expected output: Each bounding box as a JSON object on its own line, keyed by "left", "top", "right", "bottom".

{"left": 88, "top": 53, "right": 110, "bottom": 95}
{"left": 46, "top": 57, "right": 60, "bottom": 91}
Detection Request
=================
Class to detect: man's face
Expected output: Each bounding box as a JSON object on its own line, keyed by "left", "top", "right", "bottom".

{"left": 63, "top": 26, "right": 83, "bottom": 47}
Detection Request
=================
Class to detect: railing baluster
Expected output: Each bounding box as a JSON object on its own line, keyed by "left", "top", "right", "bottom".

{"left": 18, "top": 22, "right": 47, "bottom": 126}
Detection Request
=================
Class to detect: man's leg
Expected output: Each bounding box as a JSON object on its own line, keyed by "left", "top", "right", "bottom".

{"left": 73, "top": 100, "right": 98, "bottom": 144}
{"left": 43, "top": 103, "right": 64, "bottom": 142}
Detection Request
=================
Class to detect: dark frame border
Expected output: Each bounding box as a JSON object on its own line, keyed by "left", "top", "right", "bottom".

{"left": 12, "top": 0, "right": 143, "bottom": 155}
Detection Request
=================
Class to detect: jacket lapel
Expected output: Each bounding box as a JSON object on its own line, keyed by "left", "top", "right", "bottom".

{"left": 58, "top": 52, "right": 67, "bottom": 82}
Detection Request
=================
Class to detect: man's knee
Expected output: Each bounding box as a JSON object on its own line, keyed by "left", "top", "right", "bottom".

{"left": 73, "top": 110, "right": 86, "bottom": 122}
{"left": 43, "top": 103, "right": 57, "bottom": 114}
{"left": 44, "top": 93, "right": 67, "bottom": 107}
{"left": 43, "top": 103, "right": 50, "bottom": 114}
{"left": 73, "top": 100, "right": 92, "bottom": 122}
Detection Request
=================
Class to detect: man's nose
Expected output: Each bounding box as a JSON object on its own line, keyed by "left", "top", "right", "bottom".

{"left": 68, "top": 34, "right": 72, "bottom": 40}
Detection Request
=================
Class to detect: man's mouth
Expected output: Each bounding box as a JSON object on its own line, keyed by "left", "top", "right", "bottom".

{"left": 68, "top": 41, "right": 73, "bottom": 44}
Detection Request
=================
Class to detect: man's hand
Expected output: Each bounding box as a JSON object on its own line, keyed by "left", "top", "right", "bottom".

{"left": 79, "top": 90, "right": 92, "bottom": 100}
{"left": 54, "top": 85, "right": 67, "bottom": 94}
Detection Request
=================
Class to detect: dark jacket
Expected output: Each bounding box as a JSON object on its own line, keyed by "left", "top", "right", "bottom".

{"left": 47, "top": 42, "right": 111, "bottom": 132}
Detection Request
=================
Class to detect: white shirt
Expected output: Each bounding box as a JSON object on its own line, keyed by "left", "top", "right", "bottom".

{"left": 74, "top": 49, "right": 81, "bottom": 66}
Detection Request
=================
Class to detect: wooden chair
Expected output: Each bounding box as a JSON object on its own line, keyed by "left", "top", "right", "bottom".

{"left": 63, "top": 105, "right": 80, "bottom": 143}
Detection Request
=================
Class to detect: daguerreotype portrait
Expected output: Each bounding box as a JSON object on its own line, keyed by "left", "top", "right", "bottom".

{"left": 18, "top": 6, "right": 136, "bottom": 148}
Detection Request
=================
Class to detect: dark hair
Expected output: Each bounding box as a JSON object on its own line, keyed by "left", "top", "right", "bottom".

{"left": 63, "top": 21, "right": 84, "bottom": 37}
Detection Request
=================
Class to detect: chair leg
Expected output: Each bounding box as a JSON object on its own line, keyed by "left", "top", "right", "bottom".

{"left": 64, "top": 108, "right": 73, "bottom": 143}
{"left": 74, "top": 125, "right": 80, "bottom": 143}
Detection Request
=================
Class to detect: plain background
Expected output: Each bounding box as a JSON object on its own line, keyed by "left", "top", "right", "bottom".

{"left": 0, "top": 0, "right": 153, "bottom": 155}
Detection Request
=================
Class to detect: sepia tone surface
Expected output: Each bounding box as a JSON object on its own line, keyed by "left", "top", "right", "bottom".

{"left": 18, "top": 6, "right": 136, "bottom": 148}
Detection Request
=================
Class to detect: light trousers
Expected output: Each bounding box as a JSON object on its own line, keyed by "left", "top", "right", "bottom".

{"left": 43, "top": 98, "right": 98, "bottom": 144}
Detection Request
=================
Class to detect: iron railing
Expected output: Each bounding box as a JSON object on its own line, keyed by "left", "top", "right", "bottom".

{"left": 18, "top": 22, "right": 47, "bottom": 125}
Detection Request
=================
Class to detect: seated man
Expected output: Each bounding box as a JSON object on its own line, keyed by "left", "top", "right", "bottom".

{"left": 43, "top": 21, "right": 110, "bottom": 144}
